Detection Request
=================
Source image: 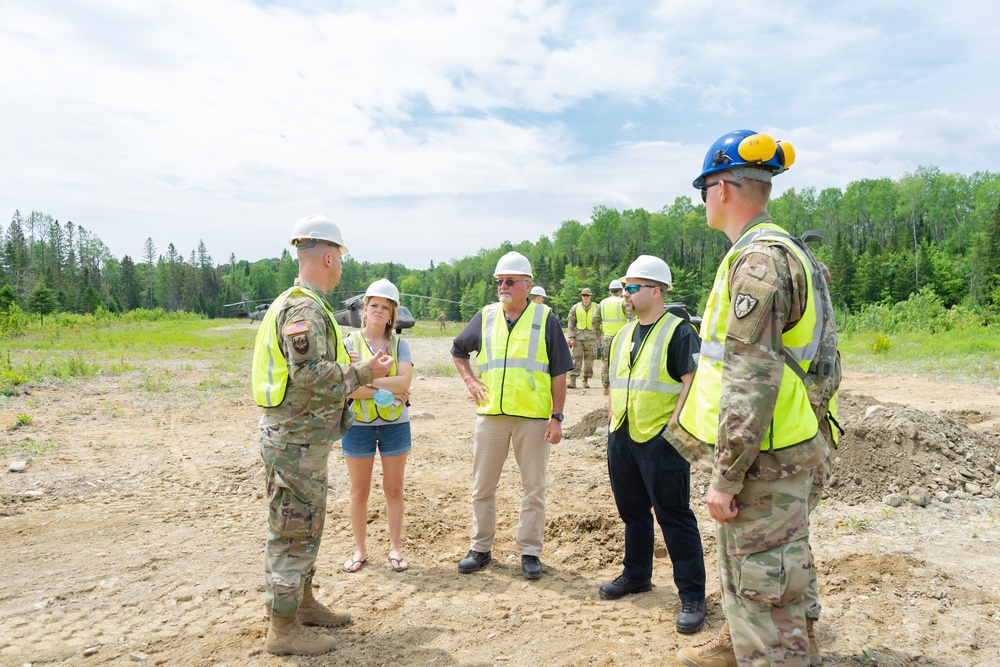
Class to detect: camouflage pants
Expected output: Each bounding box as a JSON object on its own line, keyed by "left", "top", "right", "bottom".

{"left": 804, "top": 456, "right": 831, "bottom": 622}
{"left": 599, "top": 335, "right": 614, "bottom": 388}
{"left": 718, "top": 471, "right": 814, "bottom": 667}
{"left": 570, "top": 335, "right": 597, "bottom": 380}
{"left": 260, "top": 438, "right": 332, "bottom": 615}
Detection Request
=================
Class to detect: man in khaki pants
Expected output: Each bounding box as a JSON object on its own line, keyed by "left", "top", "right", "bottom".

{"left": 450, "top": 251, "right": 573, "bottom": 580}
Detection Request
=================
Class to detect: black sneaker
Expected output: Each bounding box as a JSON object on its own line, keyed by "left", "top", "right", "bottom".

{"left": 457, "top": 550, "right": 492, "bottom": 574}
{"left": 598, "top": 574, "right": 653, "bottom": 600}
{"left": 521, "top": 555, "right": 543, "bottom": 580}
{"left": 676, "top": 598, "right": 707, "bottom": 634}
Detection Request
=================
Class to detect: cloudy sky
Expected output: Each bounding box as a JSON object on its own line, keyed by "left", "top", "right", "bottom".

{"left": 2, "top": 0, "right": 997, "bottom": 269}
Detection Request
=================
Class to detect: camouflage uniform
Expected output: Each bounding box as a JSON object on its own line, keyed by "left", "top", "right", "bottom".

{"left": 259, "top": 278, "right": 374, "bottom": 616}
{"left": 567, "top": 301, "right": 598, "bottom": 382}
{"left": 667, "top": 216, "right": 839, "bottom": 667}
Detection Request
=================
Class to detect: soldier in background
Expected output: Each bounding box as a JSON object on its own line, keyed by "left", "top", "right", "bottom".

{"left": 438, "top": 311, "right": 447, "bottom": 331}
{"left": 530, "top": 285, "right": 547, "bottom": 304}
{"left": 668, "top": 131, "right": 840, "bottom": 667}
{"left": 251, "top": 215, "right": 392, "bottom": 657}
{"left": 592, "top": 279, "right": 629, "bottom": 397}
{"left": 567, "top": 287, "right": 598, "bottom": 389}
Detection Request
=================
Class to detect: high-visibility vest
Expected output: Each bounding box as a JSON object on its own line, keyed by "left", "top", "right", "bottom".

{"left": 599, "top": 296, "right": 628, "bottom": 336}
{"left": 251, "top": 285, "right": 349, "bottom": 408}
{"left": 609, "top": 314, "right": 685, "bottom": 441}
{"left": 573, "top": 302, "right": 596, "bottom": 331}
{"left": 476, "top": 302, "right": 552, "bottom": 418}
{"left": 348, "top": 331, "right": 403, "bottom": 422}
{"left": 677, "top": 221, "right": 821, "bottom": 450}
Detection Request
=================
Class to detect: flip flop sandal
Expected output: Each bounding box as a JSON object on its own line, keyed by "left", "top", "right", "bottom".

{"left": 342, "top": 557, "right": 367, "bottom": 573}
{"left": 388, "top": 556, "right": 409, "bottom": 572}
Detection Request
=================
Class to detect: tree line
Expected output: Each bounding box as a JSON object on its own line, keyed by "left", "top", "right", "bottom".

{"left": 3, "top": 165, "right": 1000, "bottom": 327}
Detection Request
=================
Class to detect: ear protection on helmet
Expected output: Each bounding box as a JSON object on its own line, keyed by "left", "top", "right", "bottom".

{"left": 694, "top": 130, "right": 795, "bottom": 188}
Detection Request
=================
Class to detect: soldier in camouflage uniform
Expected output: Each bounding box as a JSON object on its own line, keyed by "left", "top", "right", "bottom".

{"left": 251, "top": 215, "right": 393, "bottom": 657}
{"left": 567, "top": 288, "right": 598, "bottom": 388}
{"left": 667, "top": 131, "right": 840, "bottom": 667}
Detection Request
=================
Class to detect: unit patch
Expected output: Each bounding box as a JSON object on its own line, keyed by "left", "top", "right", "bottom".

{"left": 291, "top": 334, "right": 310, "bottom": 354}
{"left": 733, "top": 293, "right": 759, "bottom": 319}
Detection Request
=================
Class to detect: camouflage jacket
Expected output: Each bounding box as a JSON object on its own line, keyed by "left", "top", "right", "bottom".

{"left": 710, "top": 219, "right": 829, "bottom": 493}
{"left": 258, "top": 278, "right": 374, "bottom": 446}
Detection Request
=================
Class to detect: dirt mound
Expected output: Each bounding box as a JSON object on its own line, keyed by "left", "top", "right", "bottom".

{"left": 831, "top": 392, "right": 1000, "bottom": 504}
{"left": 564, "top": 408, "right": 608, "bottom": 439}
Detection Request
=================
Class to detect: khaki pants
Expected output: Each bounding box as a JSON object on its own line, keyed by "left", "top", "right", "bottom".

{"left": 470, "top": 415, "right": 550, "bottom": 556}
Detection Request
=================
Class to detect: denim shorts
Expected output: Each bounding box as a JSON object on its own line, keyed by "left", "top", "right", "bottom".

{"left": 341, "top": 421, "right": 412, "bottom": 458}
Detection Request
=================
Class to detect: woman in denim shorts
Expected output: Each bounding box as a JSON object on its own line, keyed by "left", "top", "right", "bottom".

{"left": 341, "top": 279, "right": 414, "bottom": 573}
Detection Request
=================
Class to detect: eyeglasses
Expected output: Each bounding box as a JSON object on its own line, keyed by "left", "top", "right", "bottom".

{"left": 624, "top": 284, "right": 657, "bottom": 294}
{"left": 700, "top": 178, "right": 742, "bottom": 203}
{"left": 495, "top": 278, "right": 526, "bottom": 287}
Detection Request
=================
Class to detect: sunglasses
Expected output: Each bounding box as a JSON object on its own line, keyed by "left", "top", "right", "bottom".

{"left": 624, "top": 284, "right": 658, "bottom": 294}
{"left": 700, "top": 178, "right": 742, "bottom": 203}
{"left": 495, "top": 278, "right": 526, "bottom": 287}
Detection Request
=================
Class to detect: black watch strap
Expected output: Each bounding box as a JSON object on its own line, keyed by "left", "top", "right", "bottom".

{"left": 550, "top": 413, "right": 564, "bottom": 422}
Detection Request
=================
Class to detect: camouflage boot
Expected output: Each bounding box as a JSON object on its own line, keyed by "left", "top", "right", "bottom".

{"left": 567, "top": 377, "right": 577, "bottom": 389}
{"left": 265, "top": 612, "right": 336, "bottom": 656}
{"left": 808, "top": 619, "right": 822, "bottom": 666}
{"left": 297, "top": 579, "right": 351, "bottom": 628}
{"left": 676, "top": 621, "right": 736, "bottom": 667}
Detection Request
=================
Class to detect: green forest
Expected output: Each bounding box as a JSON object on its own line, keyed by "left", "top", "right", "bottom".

{"left": 4, "top": 166, "right": 1000, "bottom": 327}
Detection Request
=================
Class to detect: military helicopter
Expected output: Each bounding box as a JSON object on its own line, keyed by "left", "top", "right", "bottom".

{"left": 224, "top": 296, "right": 272, "bottom": 321}
{"left": 332, "top": 292, "right": 468, "bottom": 334}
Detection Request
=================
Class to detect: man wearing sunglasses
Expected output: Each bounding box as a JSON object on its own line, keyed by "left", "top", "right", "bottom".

{"left": 451, "top": 251, "right": 573, "bottom": 580}
{"left": 600, "top": 255, "right": 707, "bottom": 635}
{"left": 668, "top": 130, "right": 840, "bottom": 667}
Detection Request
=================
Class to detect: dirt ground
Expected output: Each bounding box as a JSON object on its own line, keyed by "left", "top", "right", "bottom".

{"left": 3, "top": 327, "right": 1000, "bottom": 666}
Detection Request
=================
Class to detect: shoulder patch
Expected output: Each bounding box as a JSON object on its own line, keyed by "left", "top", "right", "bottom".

{"left": 291, "top": 334, "right": 309, "bottom": 354}
{"left": 733, "top": 293, "right": 759, "bottom": 319}
{"left": 285, "top": 321, "right": 309, "bottom": 336}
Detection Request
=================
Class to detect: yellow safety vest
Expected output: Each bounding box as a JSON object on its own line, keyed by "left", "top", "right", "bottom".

{"left": 573, "top": 302, "right": 596, "bottom": 331}
{"left": 476, "top": 302, "right": 552, "bottom": 419}
{"left": 609, "top": 314, "right": 685, "bottom": 442}
{"left": 677, "top": 222, "right": 821, "bottom": 450}
{"left": 599, "top": 296, "right": 628, "bottom": 336}
{"left": 251, "top": 285, "right": 350, "bottom": 408}
{"left": 349, "top": 331, "right": 403, "bottom": 423}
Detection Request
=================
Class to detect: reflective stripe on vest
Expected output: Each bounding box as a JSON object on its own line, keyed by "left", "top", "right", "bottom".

{"left": 677, "top": 220, "right": 819, "bottom": 450}
{"left": 349, "top": 331, "right": 403, "bottom": 423}
{"left": 476, "top": 302, "right": 552, "bottom": 418}
{"left": 251, "top": 286, "right": 349, "bottom": 408}
{"left": 573, "top": 302, "right": 596, "bottom": 331}
{"left": 599, "top": 296, "right": 628, "bottom": 336}
{"left": 609, "top": 314, "right": 684, "bottom": 442}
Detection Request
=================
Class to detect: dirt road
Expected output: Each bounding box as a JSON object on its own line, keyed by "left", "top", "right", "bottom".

{"left": 2, "top": 329, "right": 999, "bottom": 666}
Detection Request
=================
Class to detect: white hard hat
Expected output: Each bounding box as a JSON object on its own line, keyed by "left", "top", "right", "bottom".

{"left": 624, "top": 255, "right": 673, "bottom": 288}
{"left": 494, "top": 251, "right": 532, "bottom": 277}
{"left": 289, "top": 214, "right": 349, "bottom": 255}
{"left": 365, "top": 278, "right": 400, "bottom": 305}
{"left": 530, "top": 286, "right": 546, "bottom": 297}
{"left": 609, "top": 279, "right": 623, "bottom": 290}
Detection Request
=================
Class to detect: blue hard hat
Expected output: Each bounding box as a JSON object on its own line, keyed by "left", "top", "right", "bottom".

{"left": 692, "top": 129, "right": 795, "bottom": 188}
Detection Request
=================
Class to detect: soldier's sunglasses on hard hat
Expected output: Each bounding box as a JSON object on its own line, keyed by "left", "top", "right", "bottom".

{"left": 624, "top": 284, "right": 657, "bottom": 294}
{"left": 495, "top": 278, "right": 526, "bottom": 287}
{"left": 700, "top": 179, "right": 742, "bottom": 202}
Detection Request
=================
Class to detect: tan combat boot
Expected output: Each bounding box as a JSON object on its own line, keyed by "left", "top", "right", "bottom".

{"left": 265, "top": 611, "right": 336, "bottom": 656}
{"left": 676, "top": 621, "right": 736, "bottom": 667}
{"left": 297, "top": 579, "right": 351, "bottom": 628}
{"left": 568, "top": 377, "right": 577, "bottom": 389}
{"left": 808, "top": 619, "right": 822, "bottom": 666}
{"left": 603, "top": 386, "right": 609, "bottom": 396}
{"left": 582, "top": 378, "right": 590, "bottom": 388}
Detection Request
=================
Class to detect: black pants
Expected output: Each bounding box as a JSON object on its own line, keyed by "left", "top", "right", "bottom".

{"left": 607, "top": 426, "right": 706, "bottom": 601}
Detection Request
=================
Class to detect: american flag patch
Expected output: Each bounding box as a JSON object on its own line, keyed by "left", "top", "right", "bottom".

{"left": 284, "top": 321, "right": 309, "bottom": 336}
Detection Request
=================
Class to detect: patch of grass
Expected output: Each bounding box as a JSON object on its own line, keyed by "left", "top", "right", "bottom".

{"left": 423, "top": 362, "right": 458, "bottom": 378}
{"left": 142, "top": 368, "right": 171, "bottom": 393}
{"left": 0, "top": 438, "right": 58, "bottom": 458}
{"left": 8, "top": 414, "right": 32, "bottom": 430}
{"left": 88, "top": 441, "right": 119, "bottom": 451}
{"left": 196, "top": 377, "right": 241, "bottom": 391}
{"left": 848, "top": 516, "right": 872, "bottom": 534}
{"left": 870, "top": 333, "right": 892, "bottom": 354}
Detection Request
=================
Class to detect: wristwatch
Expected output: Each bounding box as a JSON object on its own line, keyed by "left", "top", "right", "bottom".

{"left": 550, "top": 413, "right": 564, "bottom": 422}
